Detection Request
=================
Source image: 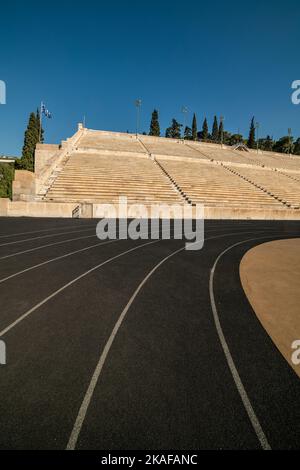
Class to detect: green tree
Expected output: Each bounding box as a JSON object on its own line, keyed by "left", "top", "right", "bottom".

{"left": 0, "top": 163, "right": 14, "bottom": 199}
{"left": 222, "top": 131, "right": 232, "bottom": 145}
{"left": 258, "top": 135, "right": 274, "bottom": 151}
{"left": 192, "top": 113, "right": 197, "bottom": 141}
{"left": 229, "top": 133, "right": 244, "bottom": 145}
{"left": 218, "top": 120, "right": 224, "bottom": 143}
{"left": 165, "top": 119, "right": 182, "bottom": 139}
{"left": 212, "top": 115, "right": 219, "bottom": 142}
{"left": 201, "top": 117, "right": 209, "bottom": 141}
{"left": 149, "top": 109, "right": 160, "bottom": 136}
{"left": 293, "top": 137, "right": 300, "bottom": 155}
{"left": 247, "top": 117, "right": 256, "bottom": 149}
{"left": 273, "top": 136, "right": 294, "bottom": 154}
{"left": 17, "top": 112, "right": 40, "bottom": 171}
{"left": 184, "top": 126, "right": 192, "bottom": 140}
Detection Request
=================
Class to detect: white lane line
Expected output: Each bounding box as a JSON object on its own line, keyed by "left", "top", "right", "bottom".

{"left": 0, "top": 240, "right": 159, "bottom": 338}
{"left": 0, "top": 239, "right": 120, "bottom": 284}
{"left": 0, "top": 222, "right": 277, "bottom": 255}
{"left": 209, "top": 235, "right": 281, "bottom": 450}
{"left": 0, "top": 220, "right": 286, "bottom": 242}
{"left": 66, "top": 229, "right": 263, "bottom": 450}
{"left": 0, "top": 224, "right": 256, "bottom": 272}
{"left": 0, "top": 233, "right": 97, "bottom": 261}
{"left": 0, "top": 223, "right": 282, "bottom": 261}
{"left": 0, "top": 227, "right": 95, "bottom": 248}
{"left": 0, "top": 223, "right": 95, "bottom": 240}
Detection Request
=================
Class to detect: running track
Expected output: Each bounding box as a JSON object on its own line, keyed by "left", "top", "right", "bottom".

{"left": 0, "top": 217, "right": 299, "bottom": 450}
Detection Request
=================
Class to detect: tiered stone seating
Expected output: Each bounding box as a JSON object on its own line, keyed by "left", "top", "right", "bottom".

{"left": 156, "top": 158, "right": 285, "bottom": 209}
{"left": 258, "top": 151, "right": 300, "bottom": 171}
{"left": 189, "top": 143, "right": 300, "bottom": 172}
{"left": 139, "top": 137, "right": 208, "bottom": 160}
{"left": 39, "top": 129, "right": 300, "bottom": 215}
{"left": 79, "top": 131, "right": 146, "bottom": 154}
{"left": 188, "top": 144, "right": 264, "bottom": 166}
{"left": 45, "top": 152, "right": 183, "bottom": 205}
{"left": 280, "top": 170, "right": 300, "bottom": 184}
{"left": 227, "top": 165, "right": 300, "bottom": 209}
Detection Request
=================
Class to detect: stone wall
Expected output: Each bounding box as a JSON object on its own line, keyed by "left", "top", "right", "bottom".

{"left": 0, "top": 199, "right": 77, "bottom": 218}
{"left": 12, "top": 170, "right": 36, "bottom": 201}
{"left": 35, "top": 125, "right": 85, "bottom": 195}
{"left": 35, "top": 144, "right": 60, "bottom": 177}
{"left": 1, "top": 198, "right": 300, "bottom": 220}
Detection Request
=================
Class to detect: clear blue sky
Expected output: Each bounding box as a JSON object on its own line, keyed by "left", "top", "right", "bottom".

{"left": 0, "top": 0, "right": 299, "bottom": 156}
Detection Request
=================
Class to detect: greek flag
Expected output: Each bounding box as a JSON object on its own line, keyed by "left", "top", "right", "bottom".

{"left": 41, "top": 102, "right": 52, "bottom": 119}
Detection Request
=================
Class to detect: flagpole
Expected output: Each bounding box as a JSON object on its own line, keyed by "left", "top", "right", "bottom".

{"left": 39, "top": 101, "right": 43, "bottom": 143}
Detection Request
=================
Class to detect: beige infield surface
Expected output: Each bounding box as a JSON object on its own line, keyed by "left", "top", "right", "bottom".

{"left": 240, "top": 239, "right": 300, "bottom": 378}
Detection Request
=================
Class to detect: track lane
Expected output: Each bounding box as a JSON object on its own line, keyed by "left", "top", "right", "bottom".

{"left": 0, "top": 220, "right": 299, "bottom": 450}
{"left": 67, "top": 231, "right": 261, "bottom": 450}
{"left": 0, "top": 223, "right": 257, "bottom": 282}
{"left": 0, "top": 239, "right": 184, "bottom": 449}
{"left": 0, "top": 226, "right": 256, "bottom": 450}
{"left": 0, "top": 220, "right": 94, "bottom": 239}
{"left": 0, "top": 239, "right": 161, "bottom": 334}
{"left": 212, "top": 236, "right": 300, "bottom": 450}
{"left": 0, "top": 221, "right": 281, "bottom": 280}
{"left": 74, "top": 228, "right": 300, "bottom": 450}
{"left": 0, "top": 226, "right": 260, "bottom": 334}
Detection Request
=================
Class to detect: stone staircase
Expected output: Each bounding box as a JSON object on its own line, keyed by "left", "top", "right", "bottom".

{"left": 225, "top": 165, "right": 300, "bottom": 209}
{"left": 36, "top": 152, "right": 71, "bottom": 200}
{"left": 43, "top": 152, "right": 183, "bottom": 206}
{"left": 36, "top": 127, "right": 300, "bottom": 216}
{"left": 156, "top": 158, "right": 287, "bottom": 209}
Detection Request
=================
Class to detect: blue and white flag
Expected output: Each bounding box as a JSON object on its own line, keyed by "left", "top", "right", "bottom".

{"left": 41, "top": 102, "right": 52, "bottom": 119}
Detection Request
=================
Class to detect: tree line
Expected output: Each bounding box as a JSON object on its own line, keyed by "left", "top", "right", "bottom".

{"left": 148, "top": 110, "right": 300, "bottom": 155}
{"left": 16, "top": 110, "right": 44, "bottom": 171}
{"left": 15, "top": 107, "right": 300, "bottom": 179}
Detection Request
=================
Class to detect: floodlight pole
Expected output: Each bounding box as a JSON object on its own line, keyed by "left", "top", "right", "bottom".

{"left": 135, "top": 99, "right": 142, "bottom": 138}
{"left": 220, "top": 115, "right": 224, "bottom": 147}
{"left": 288, "top": 128, "right": 292, "bottom": 156}
{"left": 39, "top": 101, "right": 43, "bottom": 143}
{"left": 255, "top": 122, "right": 260, "bottom": 154}
{"left": 181, "top": 106, "right": 188, "bottom": 141}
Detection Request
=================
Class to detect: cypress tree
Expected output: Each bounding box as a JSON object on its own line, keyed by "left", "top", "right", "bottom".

{"left": 247, "top": 117, "right": 256, "bottom": 149}
{"left": 149, "top": 109, "right": 160, "bottom": 136}
{"left": 21, "top": 112, "right": 39, "bottom": 171}
{"left": 18, "top": 111, "right": 41, "bottom": 172}
{"left": 184, "top": 126, "right": 192, "bottom": 140}
{"left": 212, "top": 115, "right": 219, "bottom": 142}
{"left": 165, "top": 119, "right": 182, "bottom": 139}
{"left": 192, "top": 113, "right": 197, "bottom": 141}
{"left": 218, "top": 120, "right": 224, "bottom": 143}
{"left": 201, "top": 118, "right": 209, "bottom": 141}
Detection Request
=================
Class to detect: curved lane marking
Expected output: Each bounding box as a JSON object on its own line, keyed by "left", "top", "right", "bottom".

{"left": 0, "top": 233, "right": 97, "bottom": 261}
{"left": 66, "top": 230, "right": 264, "bottom": 450}
{"left": 0, "top": 239, "right": 118, "bottom": 284}
{"left": 209, "top": 235, "right": 281, "bottom": 450}
{"left": 0, "top": 225, "right": 260, "bottom": 279}
{"left": 0, "top": 240, "right": 159, "bottom": 338}
{"left": 0, "top": 223, "right": 95, "bottom": 240}
{"left": 0, "top": 227, "right": 95, "bottom": 248}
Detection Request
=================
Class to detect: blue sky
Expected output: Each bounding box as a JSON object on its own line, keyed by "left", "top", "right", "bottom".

{"left": 0, "top": 0, "right": 299, "bottom": 156}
